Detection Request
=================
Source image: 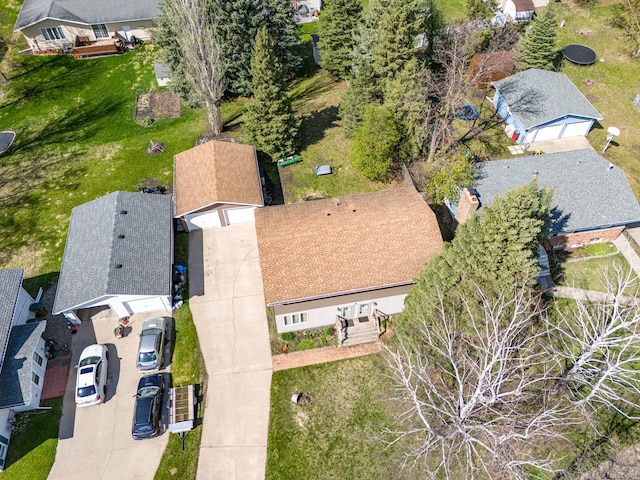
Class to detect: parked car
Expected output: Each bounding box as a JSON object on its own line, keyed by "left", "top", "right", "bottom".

{"left": 132, "top": 373, "right": 164, "bottom": 440}
{"left": 136, "top": 317, "right": 167, "bottom": 372}
{"left": 75, "top": 344, "right": 109, "bottom": 407}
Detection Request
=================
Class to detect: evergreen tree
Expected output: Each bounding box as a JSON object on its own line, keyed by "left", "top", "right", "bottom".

{"left": 244, "top": 26, "right": 299, "bottom": 159}
{"left": 514, "top": 3, "right": 558, "bottom": 71}
{"left": 265, "top": 0, "right": 303, "bottom": 79}
{"left": 420, "top": 0, "right": 446, "bottom": 59}
{"left": 466, "top": 0, "right": 495, "bottom": 20}
{"left": 317, "top": 0, "right": 362, "bottom": 79}
{"left": 405, "top": 181, "right": 552, "bottom": 315}
{"left": 349, "top": 104, "right": 402, "bottom": 181}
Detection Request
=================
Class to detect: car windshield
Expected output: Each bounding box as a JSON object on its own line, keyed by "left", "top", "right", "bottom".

{"left": 134, "top": 423, "right": 154, "bottom": 433}
{"left": 141, "top": 328, "right": 162, "bottom": 336}
{"left": 79, "top": 356, "right": 101, "bottom": 367}
{"left": 77, "top": 385, "right": 97, "bottom": 398}
{"left": 138, "top": 386, "right": 159, "bottom": 398}
{"left": 138, "top": 351, "right": 157, "bottom": 363}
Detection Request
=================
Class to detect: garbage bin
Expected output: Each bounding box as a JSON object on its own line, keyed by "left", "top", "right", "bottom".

{"left": 29, "top": 302, "right": 47, "bottom": 318}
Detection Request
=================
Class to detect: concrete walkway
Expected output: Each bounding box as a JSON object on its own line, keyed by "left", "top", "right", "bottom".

{"left": 615, "top": 230, "right": 640, "bottom": 277}
{"left": 188, "top": 223, "right": 272, "bottom": 480}
{"left": 272, "top": 341, "right": 382, "bottom": 371}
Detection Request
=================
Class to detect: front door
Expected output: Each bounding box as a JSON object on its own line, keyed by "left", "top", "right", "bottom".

{"left": 340, "top": 305, "right": 354, "bottom": 318}
{"left": 357, "top": 303, "right": 370, "bottom": 319}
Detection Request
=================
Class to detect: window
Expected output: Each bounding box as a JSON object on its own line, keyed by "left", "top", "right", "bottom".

{"left": 32, "top": 372, "right": 40, "bottom": 386}
{"left": 33, "top": 351, "right": 43, "bottom": 367}
{"left": 283, "top": 313, "right": 308, "bottom": 326}
{"left": 340, "top": 305, "right": 353, "bottom": 318}
{"left": 590, "top": 238, "right": 603, "bottom": 244}
{"left": 570, "top": 243, "right": 584, "bottom": 249}
{"left": 40, "top": 27, "right": 65, "bottom": 41}
{"left": 358, "top": 303, "right": 370, "bottom": 316}
{"left": 91, "top": 24, "right": 110, "bottom": 39}
{"left": 552, "top": 243, "right": 566, "bottom": 250}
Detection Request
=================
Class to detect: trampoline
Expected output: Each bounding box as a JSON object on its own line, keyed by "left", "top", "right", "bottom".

{"left": 562, "top": 44, "right": 597, "bottom": 65}
{"left": 0, "top": 131, "right": 15, "bottom": 154}
{"left": 455, "top": 105, "right": 478, "bottom": 120}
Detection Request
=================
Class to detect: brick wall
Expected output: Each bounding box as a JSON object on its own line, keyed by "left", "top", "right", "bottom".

{"left": 453, "top": 188, "right": 479, "bottom": 229}
{"left": 543, "top": 227, "right": 624, "bottom": 251}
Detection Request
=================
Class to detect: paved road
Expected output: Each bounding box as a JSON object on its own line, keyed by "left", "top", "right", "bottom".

{"left": 48, "top": 309, "right": 170, "bottom": 480}
{"left": 188, "top": 223, "right": 273, "bottom": 480}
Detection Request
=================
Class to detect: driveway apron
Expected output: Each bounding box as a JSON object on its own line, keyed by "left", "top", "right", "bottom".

{"left": 188, "top": 223, "right": 273, "bottom": 480}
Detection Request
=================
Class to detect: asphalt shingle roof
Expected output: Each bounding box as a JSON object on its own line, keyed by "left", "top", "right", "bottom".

{"left": 492, "top": 69, "right": 602, "bottom": 129}
{"left": 14, "top": 0, "right": 160, "bottom": 31}
{"left": 0, "top": 269, "right": 24, "bottom": 371}
{"left": 53, "top": 191, "right": 172, "bottom": 314}
{"left": 255, "top": 187, "right": 443, "bottom": 305}
{"left": 173, "top": 141, "right": 263, "bottom": 217}
{"left": 0, "top": 321, "right": 46, "bottom": 409}
{"left": 474, "top": 149, "right": 640, "bottom": 233}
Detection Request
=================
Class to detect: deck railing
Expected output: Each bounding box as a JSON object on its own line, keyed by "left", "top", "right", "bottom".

{"left": 336, "top": 315, "right": 349, "bottom": 345}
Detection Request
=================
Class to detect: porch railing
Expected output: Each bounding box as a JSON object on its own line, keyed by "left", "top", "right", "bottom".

{"left": 336, "top": 315, "right": 349, "bottom": 345}
{"left": 374, "top": 309, "right": 389, "bottom": 337}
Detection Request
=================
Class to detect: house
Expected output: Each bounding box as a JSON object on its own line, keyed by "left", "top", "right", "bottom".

{"left": 492, "top": 69, "right": 603, "bottom": 144}
{"left": 501, "top": 0, "right": 535, "bottom": 23}
{"left": 53, "top": 191, "right": 173, "bottom": 324}
{"left": 0, "top": 269, "right": 47, "bottom": 471}
{"left": 450, "top": 149, "right": 640, "bottom": 250}
{"left": 173, "top": 141, "right": 264, "bottom": 231}
{"left": 468, "top": 50, "right": 514, "bottom": 89}
{"left": 13, "top": 0, "right": 159, "bottom": 54}
{"left": 254, "top": 187, "right": 443, "bottom": 343}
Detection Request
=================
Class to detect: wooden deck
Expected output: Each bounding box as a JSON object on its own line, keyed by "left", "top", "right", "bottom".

{"left": 73, "top": 39, "right": 124, "bottom": 59}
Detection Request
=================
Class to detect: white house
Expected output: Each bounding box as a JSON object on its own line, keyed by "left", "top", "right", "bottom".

{"left": 0, "top": 269, "right": 47, "bottom": 471}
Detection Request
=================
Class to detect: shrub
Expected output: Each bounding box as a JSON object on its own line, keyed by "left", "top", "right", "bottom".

{"left": 281, "top": 332, "right": 294, "bottom": 342}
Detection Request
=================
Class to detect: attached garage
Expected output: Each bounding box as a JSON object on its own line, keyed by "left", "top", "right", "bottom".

{"left": 123, "top": 297, "right": 168, "bottom": 314}
{"left": 526, "top": 124, "right": 564, "bottom": 143}
{"left": 561, "top": 121, "right": 592, "bottom": 138}
{"left": 224, "top": 207, "right": 255, "bottom": 225}
{"left": 184, "top": 211, "right": 222, "bottom": 230}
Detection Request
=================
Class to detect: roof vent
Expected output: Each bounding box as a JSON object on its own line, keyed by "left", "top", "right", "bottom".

{"left": 326, "top": 213, "right": 331, "bottom": 216}
{"left": 115, "top": 264, "right": 123, "bottom": 269}
{"left": 608, "top": 163, "right": 614, "bottom": 170}
{"left": 120, "top": 210, "right": 128, "bottom": 214}
{"left": 352, "top": 209, "right": 356, "bottom": 213}
{"left": 533, "top": 170, "right": 540, "bottom": 175}
{"left": 118, "top": 234, "right": 125, "bottom": 239}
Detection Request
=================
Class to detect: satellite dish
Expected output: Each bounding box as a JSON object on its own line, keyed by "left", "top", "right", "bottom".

{"left": 603, "top": 126, "right": 620, "bottom": 153}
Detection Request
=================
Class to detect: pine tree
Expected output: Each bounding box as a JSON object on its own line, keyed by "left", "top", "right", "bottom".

{"left": 244, "top": 26, "right": 299, "bottom": 159}
{"left": 466, "top": 0, "right": 494, "bottom": 20}
{"left": 265, "top": 0, "right": 303, "bottom": 79}
{"left": 317, "top": 0, "right": 362, "bottom": 79}
{"left": 514, "top": 3, "right": 558, "bottom": 71}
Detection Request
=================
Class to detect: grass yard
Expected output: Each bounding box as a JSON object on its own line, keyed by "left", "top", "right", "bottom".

{"left": 1, "top": 398, "right": 62, "bottom": 479}
{"left": 555, "top": 253, "right": 636, "bottom": 294}
{"left": 267, "top": 355, "right": 414, "bottom": 480}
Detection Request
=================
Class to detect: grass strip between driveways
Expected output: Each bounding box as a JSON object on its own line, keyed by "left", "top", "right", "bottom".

{"left": 2, "top": 398, "right": 62, "bottom": 479}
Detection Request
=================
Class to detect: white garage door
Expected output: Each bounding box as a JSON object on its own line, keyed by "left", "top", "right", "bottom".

{"left": 528, "top": 124, "right": 564, "bottom": 142}
{"left": 184, "top": 211, "right": 222, "bottom": 231}
{"left": 124, "top": 297, "right": 167, "bottom": 314}
{"left": 224, "top": 207, "right": 255, "bottom": 225}
{"left": 561, "top": 121, "right": 592, "bottom": 138}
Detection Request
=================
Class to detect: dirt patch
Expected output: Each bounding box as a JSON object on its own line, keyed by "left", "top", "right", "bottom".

{"left": 135, "top": 91, "right": 181, "bottom": 121}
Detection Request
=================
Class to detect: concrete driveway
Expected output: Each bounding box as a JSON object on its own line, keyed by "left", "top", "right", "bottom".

{"left": 188, "top": 222, "right": 272, "bottom": 480}
{"left": 48, "top": 309, "right": 170, "bottom": 480}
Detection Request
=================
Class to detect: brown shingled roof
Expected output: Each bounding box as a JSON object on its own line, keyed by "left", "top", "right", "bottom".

{"left": 255, "top": 187, "right": 443, "bottom": 305}
{"left": 173, "top": 141, "right": 263, "bottom": 217}
{"left": 512, "top": 0, "right": 534, "bottom": 11}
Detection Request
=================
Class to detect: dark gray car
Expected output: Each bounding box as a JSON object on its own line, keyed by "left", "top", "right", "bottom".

{"left": 136, "top": 317, "right": 167, "bottom": 372}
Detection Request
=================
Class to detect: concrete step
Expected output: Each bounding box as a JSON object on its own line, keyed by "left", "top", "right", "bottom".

{"left": 341, "top": 323, "right": 379, "bottom": 347}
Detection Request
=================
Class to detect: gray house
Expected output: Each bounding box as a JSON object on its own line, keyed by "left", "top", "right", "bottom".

{"left": 53, "top": 191, "right": 173, "bottom": 324}
{"left": 0, "top": 269, "right": 48, "bottom": 471}
{"left": 492, "top": 69, "right": 602, "bottom": 145}
{"left": 14, "top": 0, "right": 159, "bottom": 53}
{"left": 451, "top": 149, "right": 640, "bottom": 250}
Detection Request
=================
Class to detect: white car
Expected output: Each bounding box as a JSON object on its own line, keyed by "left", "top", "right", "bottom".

{"left": 75, "top": 344, "right": 109, "bottom": 407}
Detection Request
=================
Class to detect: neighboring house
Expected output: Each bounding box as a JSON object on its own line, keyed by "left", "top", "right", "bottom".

{"left": 0, "top": 269, "right": 47, "bottom": 471}
{"left": 501, "top": 0, "right": 535, "bottom": 23}
{"left": 173, "top": 141, "right": 264, "bottom": 231}
{"left": 492, "top": 69, "right": 603, "bottom": 144}
{"left": 449, "top": 149, "right": 640, "bottom": 250}
{"left": 53, "top": 191, "right": 173, "bottom": 324}
{"left": 13, "top": 0, "right": 159, "bottom": 53}
{"left": 255, "top": 187, "right": 443, "bottom": 343}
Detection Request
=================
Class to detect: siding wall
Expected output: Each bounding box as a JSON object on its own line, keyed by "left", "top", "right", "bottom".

{"left": 273, "top": 285, "right": 412, "bottom": 333}
{"left": 544, "top": 227, "right": 624, "bottom": 251}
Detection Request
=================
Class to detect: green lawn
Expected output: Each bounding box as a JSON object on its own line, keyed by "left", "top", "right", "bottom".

{"left": 556, "top": 253, "right": 636, "bottom": 294}
{"left": 1, "top": 398, "right": 62, "bottom": 479}
{"left": 267, "top": 355, "right": 413, "bottom": 480}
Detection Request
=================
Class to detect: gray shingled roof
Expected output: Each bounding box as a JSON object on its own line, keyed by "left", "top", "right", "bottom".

{"left": 0, "top": 321, "right": 46, "bottom": 409}
{"left": 0, "top": 269, "right": 24, "bottom": 372}
{"left": 492, "top": 69, "right": 602, "bottom": 129}
{"left": 53, "top": 191, "right": 172, "bottom": 314}
{"left": 14, "top": 0, "right": 160, "bottom": 31}
{"left": 474, "top": 149, "right": 640, "bottom": 234}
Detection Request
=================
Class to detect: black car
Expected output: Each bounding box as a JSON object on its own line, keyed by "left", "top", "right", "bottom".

{"left": 132, "top": 374, "right": 164, "bottom": 440}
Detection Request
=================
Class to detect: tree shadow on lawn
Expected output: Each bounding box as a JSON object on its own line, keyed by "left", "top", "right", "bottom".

{"left": 298, "top": 105, "right": 339, "bottom": 150}
{"left": 290, "top": 73, "right": 337, "bottom": 105}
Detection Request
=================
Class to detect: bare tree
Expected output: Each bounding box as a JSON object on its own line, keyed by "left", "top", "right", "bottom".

{"left": 160, "top": 0, "right": 226, "bottom": 135}
{"left": 549, "top": 266, "right": 640, "bottom": 423}
{"left": 386, "top": 284, "right": 572, "bottom": 479}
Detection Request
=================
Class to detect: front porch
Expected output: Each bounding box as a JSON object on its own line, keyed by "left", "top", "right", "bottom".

{"left": 336, "top": 309, "right": 388, "bottom": 347}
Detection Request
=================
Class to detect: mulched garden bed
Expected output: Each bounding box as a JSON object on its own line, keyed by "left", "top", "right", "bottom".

{"left": 135, "top": 91, "right": 181, "bottom": 121}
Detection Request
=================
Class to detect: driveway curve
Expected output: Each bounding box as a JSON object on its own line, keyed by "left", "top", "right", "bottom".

{"left": 188, "top": 223, "right": 272, "bottom": 480}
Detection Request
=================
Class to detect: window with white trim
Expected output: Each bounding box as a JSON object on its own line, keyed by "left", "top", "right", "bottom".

{"left": 33, "top": 351, "right": 43, "bottom": 367}
{"left": 91, "top": 24, "right": 110, "bottom": 39}
{"left": 570, "top": 243, "right": 584, "bottom": 249}
{"left": 552, "top": 243, "right": 566, "bottom": 250}
{"left": 32, "top": 372, "right": 40, "bottom": 386}
{"left": 589, "top": 238, "right": 603, "bottom": 243}
{"left": 40, "top": 27, "right": 65, "bottom": 41}
{"left": 283, "top": 313, "right": 308, "bottom": 326}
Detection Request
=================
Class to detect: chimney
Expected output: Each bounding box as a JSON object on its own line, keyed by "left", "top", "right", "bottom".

{"left": 453, "top": 188, "right": 479, "bottom": 229}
